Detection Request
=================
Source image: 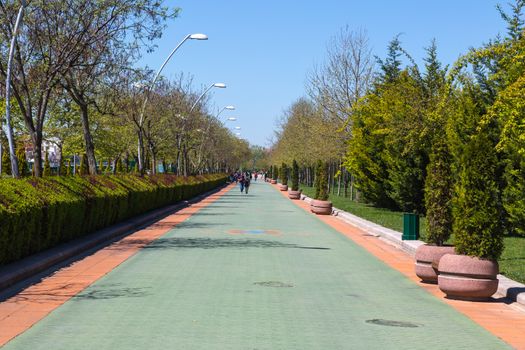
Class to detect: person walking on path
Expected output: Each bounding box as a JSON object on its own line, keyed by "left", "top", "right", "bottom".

{"left": 244, "top": 175, "right": 251, "bottom": 194}
{"left": 239, "top": 174, "right": 245, "bottom": 193}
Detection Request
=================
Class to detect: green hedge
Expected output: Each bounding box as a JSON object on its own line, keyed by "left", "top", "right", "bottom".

{"left": 0, "top": 174, "right": 227, "bottom": 266}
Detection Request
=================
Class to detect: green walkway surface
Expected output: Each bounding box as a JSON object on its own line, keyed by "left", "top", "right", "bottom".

{"left": 2, "top": 182, "right": 510, "bottom": 349}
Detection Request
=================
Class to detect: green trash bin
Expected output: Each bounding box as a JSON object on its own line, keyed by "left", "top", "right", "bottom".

{"left": 403, "top": 213, "right": 420, "bottom": 240}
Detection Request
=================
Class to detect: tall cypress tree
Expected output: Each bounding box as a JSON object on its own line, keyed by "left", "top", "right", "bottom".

{"left": 291, "top": 159, "right": 299, "bottom": 191}
{"left": 79, "top": 154, "right": 89, "bottom": 175}
{"left": 424, "top": 138, "right": 453, "bottom": 246}
{"left": 2, "top": 146, "right": 11, "bottom": 175}
{"left": 453, "top": 131, "right": 504, "bottom": 260}
{"left": 43, "top": 152, "right": 51, "bottom": 176}
{"left": 16, "top": 147, "right": 29, "bottom": 177}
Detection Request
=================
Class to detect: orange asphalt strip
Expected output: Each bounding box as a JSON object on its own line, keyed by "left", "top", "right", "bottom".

{"left": 273, "top": 184, "right": 525, "bottom": 350}
{"left": 0, "top": 184, "right": 233, "bottom": 347}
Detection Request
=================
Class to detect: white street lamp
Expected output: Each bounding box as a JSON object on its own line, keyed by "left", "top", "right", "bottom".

{"left": 1, "top": 0, "right": 26, "bottom": 177}
{"left": 190, "top": 82, "right": 227, "bottom": 113}
{"left": 234, "top": 126, "right": 241, "bottom": 130}
{"left": 215, "top": 105, "right": 235, "bottom": 120}
{"left": 136, "top": 32, "right": 208, "bottom": 173}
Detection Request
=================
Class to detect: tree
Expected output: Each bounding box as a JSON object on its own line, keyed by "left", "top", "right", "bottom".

{"left": 424, "top": 138, "right": 453, "bottom": 245}
{"left": 453, "top": 131, "right": 504, "bottom": 260}
{"left": 291, "top": 159, "right": 299, "bottom": 191}
{"left": 16, "top": 146, "right": 29, "bottom": 177}
{"left": 307, "top": 26, "right": 374, "bottom": 127}
{"left": 43, "top": 152, "right": 51, "bottom": 177}
{"left": 2, "top": 146, "right": 11, "bottom": 175}
{"left": 79, "top": 154, "right": 89, "bottom": 176}
{"left": 315, "top": 160, "right": 329, "bottom": 201}
{"left": 0, "top": 1, "right": 176, "bottom": 177}
{"left": 280, "top": 163, "right": 288, "bottom": 186}
{"left": 376, "top": 35, "right": 403, "bottom": 85}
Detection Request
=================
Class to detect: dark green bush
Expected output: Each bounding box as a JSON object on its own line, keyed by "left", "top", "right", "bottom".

{"left": 314, "top": 160, "right": 329, "bottom": 201}
{"left": 424, "top": 139, "right": 453, "bottom": 246}
{"left": 0, "top": 173, "right": 226, "bottom": 266}
{"left": 280, "top": 163, "right": 288, "bottom": 186}
{"left": 291, "top": 160, "right": 299, "bottom": 191}
{"left": 453, "top": 132, "right": 504, "bottom": 260}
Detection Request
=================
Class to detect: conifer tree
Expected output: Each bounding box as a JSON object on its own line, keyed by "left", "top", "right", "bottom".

{"left": 58, "top": 156, "right": 67, "bottom": 176}
{"left": 377, "top": 35, "right": 403, "bottom": 84}
{"left": 2, "top": 146, "right": 11, "bottom": 175}
{"left": 280, "top": 163, "right": 288, "bottom": 185}
{"left": 291, "top": 159, "right": 299, "bottom": 191}
{"left": 314, "top": 160, "right": 329, "bottom": 201}
{"left": 79, "top": 154, "right": 89, "bottom": 176}
{"left": 43, "top": 152, "right": 51, "bottom": 176}
{"left": 16, "top": 147, "right": 29, "bottom": 177}
{"left": 424, "top": 138, "right": 453, "bottom": 246}
{"left": 116, "top": 158, "right": 124, "bottom": 174}
{"left": 453, "top": 131, "right": 504, "bottom": 260}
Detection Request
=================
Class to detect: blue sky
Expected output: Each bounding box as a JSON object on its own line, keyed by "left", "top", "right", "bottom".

{"left": 138, "top": 0, "right": 508, "bottom": 147}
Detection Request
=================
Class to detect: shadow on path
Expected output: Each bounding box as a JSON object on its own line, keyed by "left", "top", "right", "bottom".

{"left": 109, "top": 237, "right": 331, "bottom": 251}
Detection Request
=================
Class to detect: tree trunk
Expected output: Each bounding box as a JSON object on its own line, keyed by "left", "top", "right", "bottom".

{"left": 31, "top": 132, "right": 43, "bottom": 177}
{"left": 150, "top": 149, "right": 157, "bottom": 175}
{"left": 79, "top": 104, "right": 97, "bottom": 175}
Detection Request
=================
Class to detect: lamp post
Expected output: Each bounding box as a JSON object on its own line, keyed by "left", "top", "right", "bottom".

{"left": 189, "top": 83, "right": 226, "bottom": 113}
{"left": 1, "top": 0, "right": 26, "bottom": 178}
{"left": 177, "top": 83, "right": 227, "bottom": 176}
{"left": 194, "top": 105, "right": 236, "bottom": 174}
{"left": 136, "top": 33, "right": 208, "bottom": 173}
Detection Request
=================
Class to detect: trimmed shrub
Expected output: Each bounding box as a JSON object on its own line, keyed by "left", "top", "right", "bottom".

{"left": 0, "top": 173, "right": 227, "bottom": 266}
{"left": 291, "top": 159, "right": 299, "bottom": 191}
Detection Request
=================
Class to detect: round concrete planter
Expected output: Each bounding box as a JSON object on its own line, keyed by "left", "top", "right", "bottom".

{"left": 270, "top": 179, "right": 277, "bottom": 184}
{"left": 288, "top": 190, "right": 301, "bottom": 200}
{"left": 310, "top": 199, "right": 332, "bottom": 215}
{"left": 415, "top": 245, "right": 455, "bottom": 283}
{"left": 279, "top": 184, "right": 288, "bottom": 191}
{"left": 438, "top": 254, "right": 499, "bottom": 300}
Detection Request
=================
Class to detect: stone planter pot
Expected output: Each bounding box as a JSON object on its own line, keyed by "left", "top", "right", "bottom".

{"left": 279, "top": 184, "right": 288, "bottom": 191}
{"left": 438, "top": 254, "right": 499, "bottom": 300}
{"left": 288, "top": 190, "right": 301, "bottom": 200}
{"left": 270, "top": 179, "right": 277, "bottom": 184}
{"left": 310, "top": 199, "right": 332, "bottom": 215}
{"left": 415, "top": 244, "right": 455, "bottom": 283}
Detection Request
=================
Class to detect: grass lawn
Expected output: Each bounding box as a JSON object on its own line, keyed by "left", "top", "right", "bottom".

{"left": 300, "top": 185, "right": 525, "bottom": 285}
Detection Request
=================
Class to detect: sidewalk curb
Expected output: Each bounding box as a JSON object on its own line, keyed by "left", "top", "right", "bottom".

{"left": 0, "top": 184, "right": 228, "bottom": 292}
{"left": 300, "top": 193, "right": 525, "bottom": 307}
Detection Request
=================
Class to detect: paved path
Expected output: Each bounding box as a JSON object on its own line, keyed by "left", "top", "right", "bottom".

{"left": 0, "top": 182, "right": 514, "bottom": 349}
